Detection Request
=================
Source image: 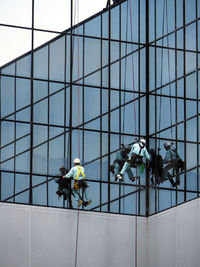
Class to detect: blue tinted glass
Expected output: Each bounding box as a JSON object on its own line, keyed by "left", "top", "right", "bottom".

{"left": 16, "top": 55, "right": 31, "bottom": 77}
{"left": 34, "top": 46, "right": 48, "bottom": 79}
{"left": 186, "top": 143, "right": 197, "bottom": 169}
{"left": 33, "top": 125, "right": 48, "bottom": 146}
{"left": 140, "top": 0, "right": 146, "bottom": 43}
{"left": 85, "top": 15, "right": 101, "bottom": 37}
{"left": 1, "top": 121, "right": 14, "bottom": 147}
{"left": 15, "top": 174, "right": 29, "bottom": 204}
{"left": 149, "top": 47, "right": 155, "bottom": 91}
{"left": 50, "top": 37, "right": 65, "bottom": 81}
{"left": 176, "top": 0, "right": 183, "bottom": 28}
{"left": 185, "top": 0, "right": 196, "bottom": 24}
{"left": 84, "top": 71, "right": 100, "bottom": 87}
{"left": 16, "top": 135, "right": 30, "bottom": 154}
{"left": 123, "top": 187, "right": 137, "bottom": 215}
{"left": 1, "top": 63, "right": 15, "bottom": 75}
{"left": 33, "top": 183, "right": 47, "bottom": 205}
{"left": 33, "top": 80, "right": 48, "bottom": 102}
{"left": 187, "top": 169, "right": 197, "bottom": 191}
{"left": 186, "top": 72, "right": 196, "bottom": 99}
{"left": 1, "top": 172, "right": 14, "bottom": 201}
{"left": 186, "top": 119, "right": 197, "bottom": 142}
{"left": 149, "top": 96, "right": 155, "bottom": 134}
{"left": 49, "top": 136, "right": 65, "bottom": 175}
{"left": 1, "top": 159, "right": 14, "bottom": 171}
{"left": 15, "top": 151, "right": 30, "bottom": 172}
{"left": 102, "top": 11, "right": 108, "bottom": 38}
{"left": 177, "top": 99, "right": 184, "bottom": 122}
{"left": 149, "top": 0, "right": 155, "bottom": 42}
{"left": 16, "top": 107, "right": 31, "bottom": 122}
{"left": 72, "top": 130, "right": 83, "bottom": 163}
{"left": 177, "top": 78, "right": 184, "bottom": 97}
{"left": 50, "top": 90, "right": 65, "bottom": 126}
{"left": 15, "top": 122, "right": 27, "bottom": 146}
{"left": 121, "top": 1, "right": 128, "bottom": 41}
{"left": 85, "top": 159, "right": 100, "bottom": 181}
{"left": 111, "top": 62, "right": 120, "bottom": 89}
{"left": 140, "top": 48, "right": 146, "bottom": 92}
{"left": 84, "top": 181, "right": 100, "bottom": 211}
{"left": 111, "top": 6, "right": 119, "bottom": 39}
{"left": 72, "top": 86, "right": 83, "bottom": 127}
{"left": 158, "top": 189, "right": 173, "bottom": 211}
{"left": 84, "top": 131, "right": 100, "bottom": 163}
{"left": 177, "top": 51, "right": 184, "bottom": 77}
{"left": 72, "top": 36, "right": 83, "bottom": 82}
{"left": 186, "top": 52, "right": 196, "bottom": 74}
{"left": 186, "top": 100, "right": 196, "bottom": 119}
{"left": 186, "top": 23, "right": 196, "bottom": 51}
{"left": 127, "top": 0, "right": 138, "bottom": 42}
{"left": 156, "top": 0, "right": 165, "bottom": 38}
{"left": 16, "top": 78, "right": 31, "bottom": 110}
{"left": 84, "top": 38, "right": 101, "bottom": 75}
{"left": 140, "top": 96, "right": 146, "bottom": 135}
{"left": 34, "top": 99, "right": 48, "bottom": 124}
{"left": 177, "top": 29, "right": 183, "bottom": 49}
{"left": 167, "top": 0, "right": 175, "bottom": 33}
{"left": 1, "top": 77, "right": 15, "bottom": 118}
{"left": 1, "top": 143, "right": 14, "bottom": 162}
{"left": 84, "top": 87, "right": 100, "bottom": 123}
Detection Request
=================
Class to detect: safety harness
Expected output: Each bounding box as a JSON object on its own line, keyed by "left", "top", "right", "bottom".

{"left": 73, "top": 166, "right": 87, "bottom": 191}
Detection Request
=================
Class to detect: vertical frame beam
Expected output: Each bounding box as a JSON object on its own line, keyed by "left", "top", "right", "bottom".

{"left": 145, "top": 0, "right": 150, "bottom": 216}
{"left": 108, "top": 1, "right": 111, "bottom": 212}
{"left": 29, "top": 0, "right": 35, "bottom": 205}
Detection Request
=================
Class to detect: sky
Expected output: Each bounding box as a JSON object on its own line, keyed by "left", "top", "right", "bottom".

{"left": 0, "top": 0, "right": 108, "bottom": 67}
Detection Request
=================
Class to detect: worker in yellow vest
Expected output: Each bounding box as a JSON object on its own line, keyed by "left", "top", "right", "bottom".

{"left": 63, "top": 158, "right": 92, "bottom": 207}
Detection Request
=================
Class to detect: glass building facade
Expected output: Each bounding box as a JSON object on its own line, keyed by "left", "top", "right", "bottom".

{"left": 0, "top": 0, "right": 199, "bottom": 216}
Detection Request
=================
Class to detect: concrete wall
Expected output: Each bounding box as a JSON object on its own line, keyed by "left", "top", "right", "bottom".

{"left": 0, "top": 203, "right": 147, "bottom": 267}
{"left": 147, "top": 198, "right": 200, "bottom": 267}
{"left": 0, "top": 198, "right": 200, "bottom": 267}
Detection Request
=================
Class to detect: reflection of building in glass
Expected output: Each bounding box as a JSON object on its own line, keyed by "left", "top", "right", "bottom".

{"left": 0, "top": 0, "right": 199, "bottom": 216}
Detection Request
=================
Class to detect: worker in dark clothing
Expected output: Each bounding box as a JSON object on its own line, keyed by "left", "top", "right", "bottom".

{"left": 148, "top": 148, "right": 164, "bottom": 184}
{"left": 110, "top": 145, "right": 134, "bottom": 182}
{"left": 162, "top": 142, "right": 185, "bottom": 187}
{"left": 55, "top": 166, "right": 73, "bottom": 208}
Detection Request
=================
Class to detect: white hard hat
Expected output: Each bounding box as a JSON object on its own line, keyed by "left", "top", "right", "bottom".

{"left": 140, "top": 138, "right": 146, "bottom": 145}
{"left": 164, "top": 142, "right": 171, "bottom": 149}
{"left": 73, "top": 158, "right": 80, "bottom": 164}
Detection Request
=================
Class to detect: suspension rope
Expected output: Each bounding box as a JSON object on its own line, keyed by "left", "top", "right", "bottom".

{"left": 158, "top": 0, "right": 166, "bottom": 150}
{"left": 128, "top": 1, "right": 138, "bottom": 266}
{"left": 158, "top": 0, "right": 174, "bottom": 150}
{"left": 122, "top": 0, "right": 129, "bottom": 145}
{"left": 73, "top": 1, "right": 81, "bottom": 267}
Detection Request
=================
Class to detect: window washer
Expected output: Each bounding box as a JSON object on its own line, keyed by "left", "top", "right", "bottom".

{"left": 110, "top": 145, "right": 135, "bottom": 182}
{"left": 162, "top": 142, "right": 185, "bottom": 187}
{"left": 148, "top": 148, "right": 164, "bottom": 184}
{"left": 63, "top": 158, "right": 92, "bottom": 207}
{"left": 55, "top": 166, "right": 73, "bottom": 208}
{"left": 116, "top": 139, "right": 150, "bottom": 181}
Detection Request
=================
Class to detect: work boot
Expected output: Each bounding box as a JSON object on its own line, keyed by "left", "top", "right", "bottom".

{"left": 78, "top": 200, "right": 83, "bottom": 207}
{"left": 116, "top": 174, "right": 123, "bottom": 181}
{"left": 109, "top": 165, "right": 115, "bottom": 175}
{"left": 56, "top": 190, "right": 62, "bottom": 197}
{"left": 130, "top": 176, "right": 139, "bottom": 182}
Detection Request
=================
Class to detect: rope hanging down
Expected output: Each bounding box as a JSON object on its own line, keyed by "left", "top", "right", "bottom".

{"left": 72, "top": 1, "right": 81, "bottom": 267}
{"left": 128, "top": 0, "right": 138, "bottom": 266}
{"left": 158, "top": 0, "right": 174, "bottom": 150}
